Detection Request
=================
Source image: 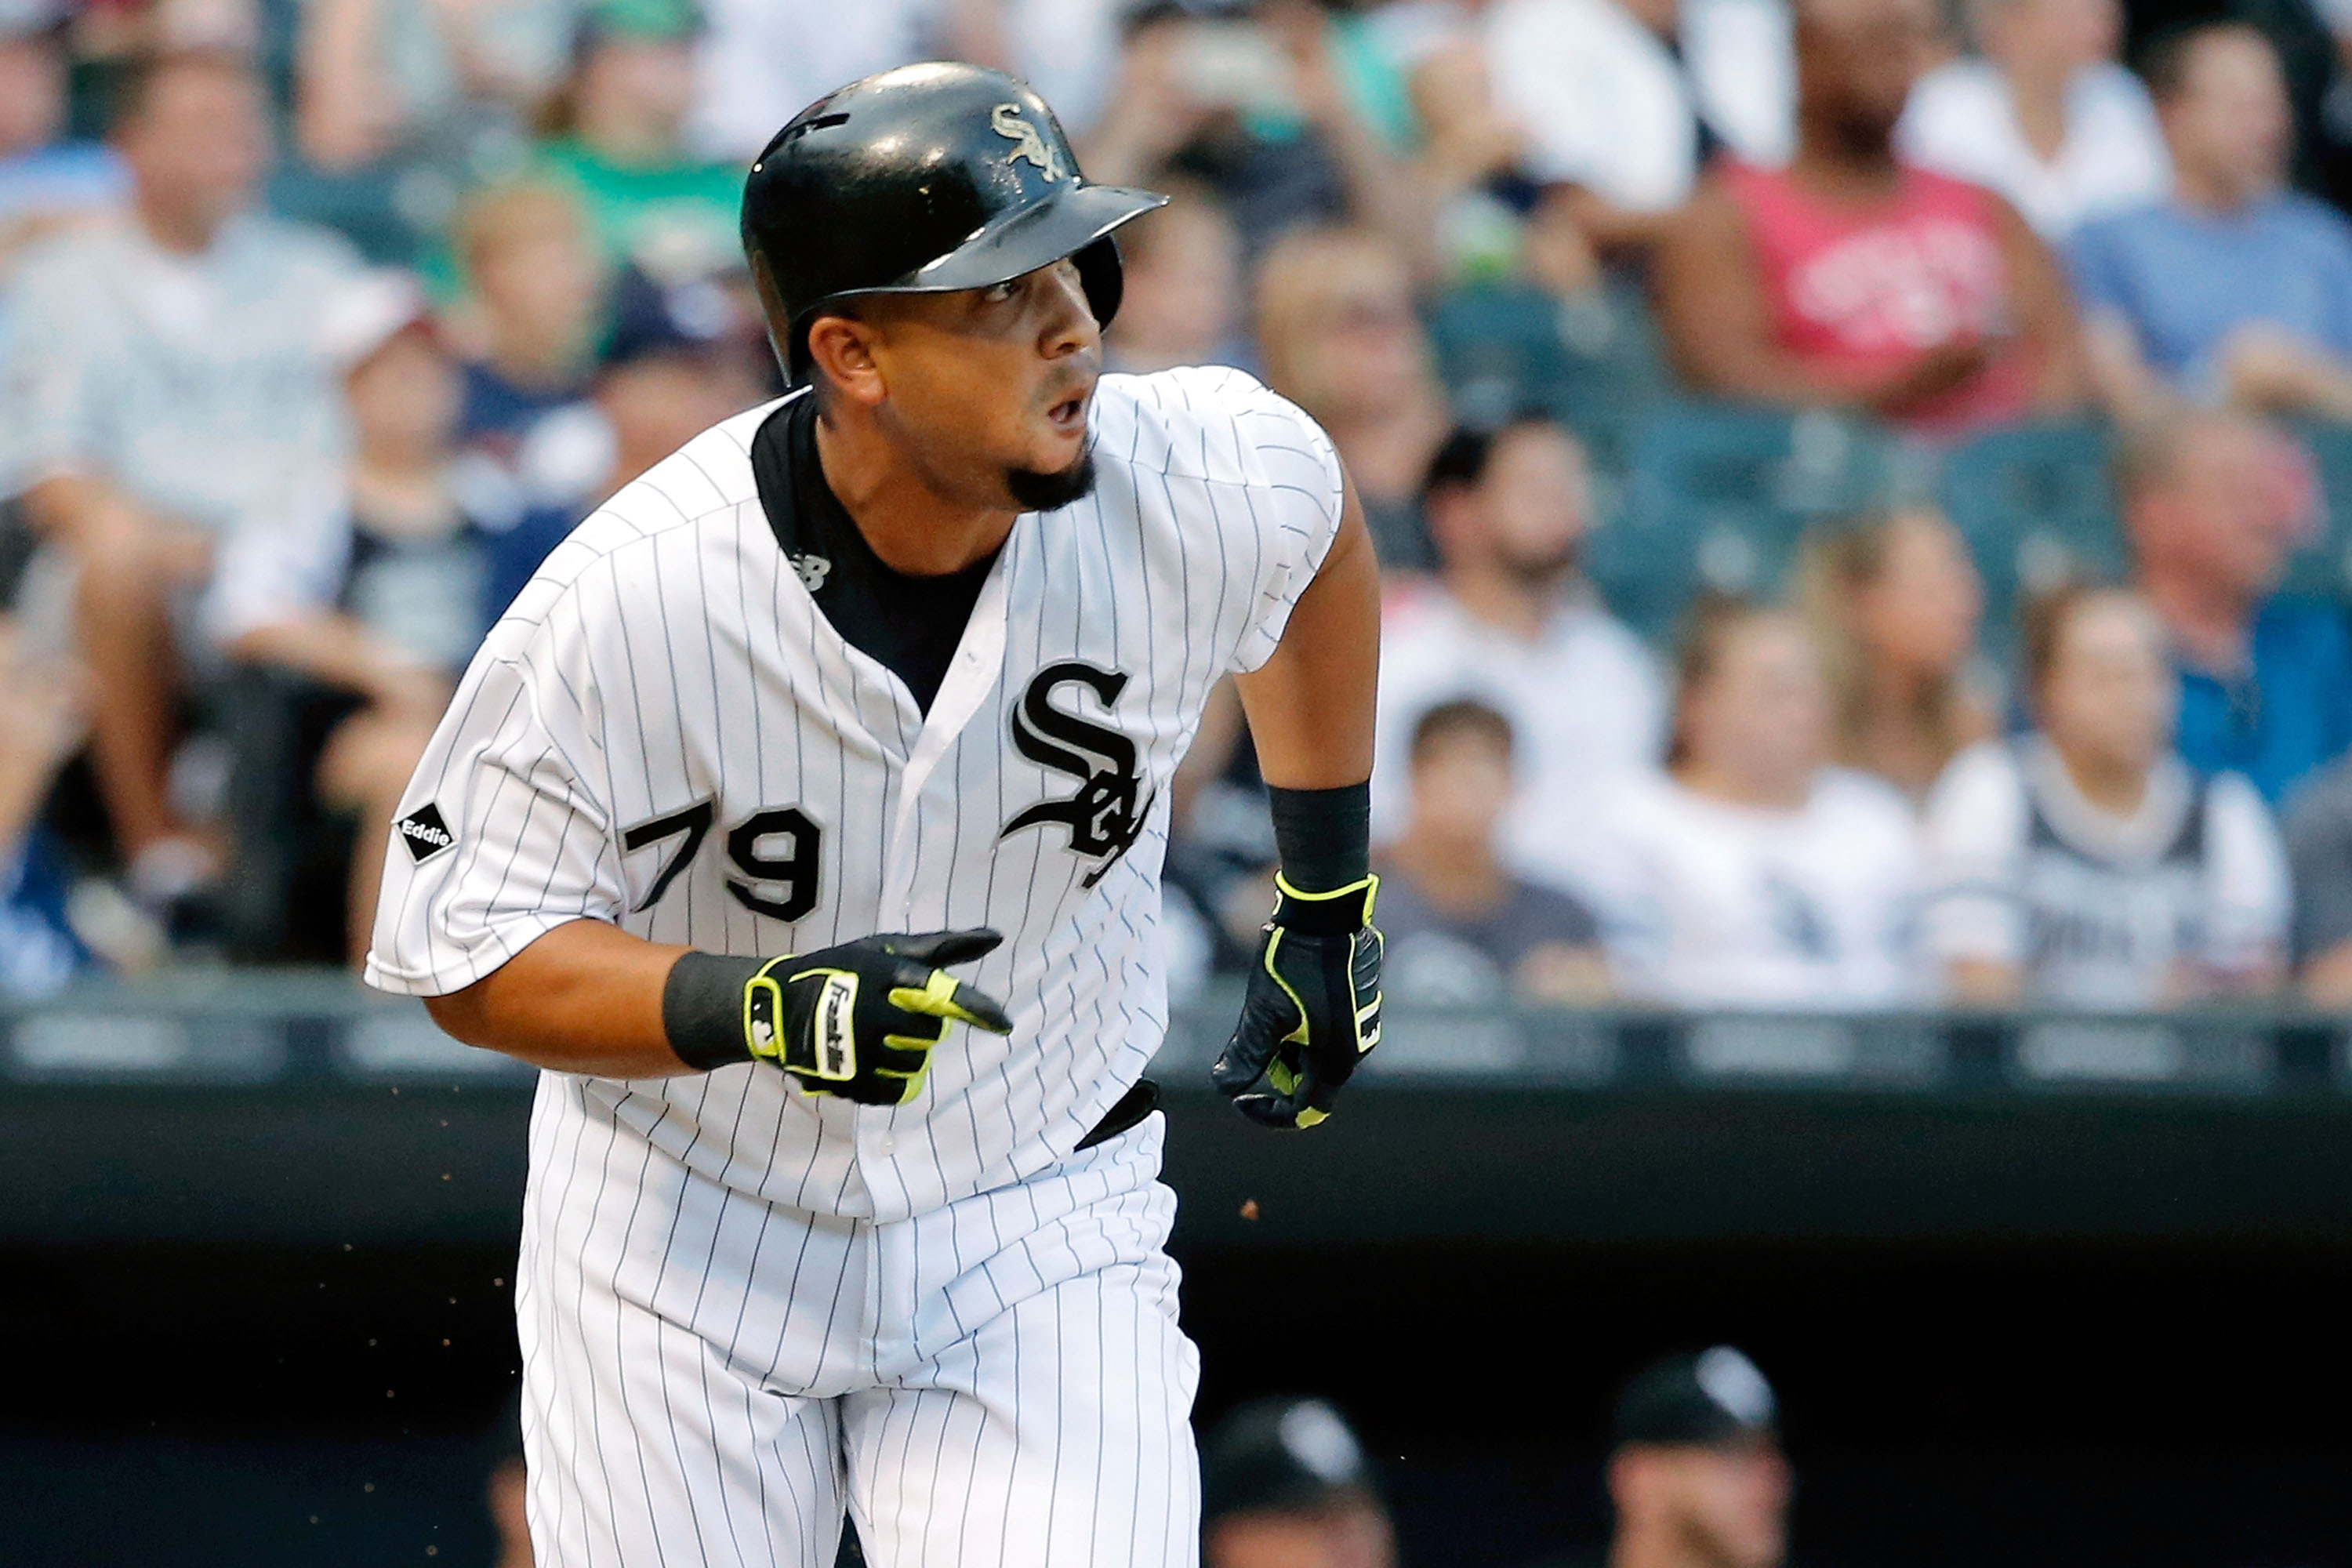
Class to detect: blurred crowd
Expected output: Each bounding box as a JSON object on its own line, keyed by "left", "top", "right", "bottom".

{"left": 9, "top": 0, "right": 2352, "bottom": 1019}
{"left": 1189, "top": 1348, "right": 1788, "bottom": 1568}
{"left": 474, "top": 1344, "right": 1793, "bottom": 1567}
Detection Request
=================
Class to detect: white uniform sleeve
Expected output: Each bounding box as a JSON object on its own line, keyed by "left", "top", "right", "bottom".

{"left": 363, "top": 604, "right": 622, "bottom": 996}
{"left": 1918, "top": 742, "right": 2030, "bottom": 970}
{"left": 2201, "top": 771, "right": 2291, "bottom": 976}
{"left": 1218, "top": 375, "right": 1348, "bottom": 675}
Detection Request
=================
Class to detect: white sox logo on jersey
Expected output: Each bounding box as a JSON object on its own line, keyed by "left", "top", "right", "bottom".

{"left": 1000, "top": 662, "right": 1153, "bottom": 887}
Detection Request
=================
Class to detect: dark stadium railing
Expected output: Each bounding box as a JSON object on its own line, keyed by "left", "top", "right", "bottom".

{"left": 3, "top": 971, "right": 2344, "bottom": 1094}
{"left": 7, "top": 974, "right": 2352, "bottom": 1250}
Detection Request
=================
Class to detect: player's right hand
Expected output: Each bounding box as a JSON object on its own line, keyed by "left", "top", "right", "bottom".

{"left": 743, "top": 928, "right": 1014, "bottom": 1105}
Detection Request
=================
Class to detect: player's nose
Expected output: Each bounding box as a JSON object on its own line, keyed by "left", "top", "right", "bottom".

{"left": 1037, "top": 260, "right": 1100, "bottom": 361}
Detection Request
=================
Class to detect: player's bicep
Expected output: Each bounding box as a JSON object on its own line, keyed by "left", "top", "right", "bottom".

{"left": 1232, "top": 474, "right": 1380, "bottom": 789}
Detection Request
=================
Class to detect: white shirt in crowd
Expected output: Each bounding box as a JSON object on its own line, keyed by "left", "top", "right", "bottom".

{"left": 1483, "top": 0, "right": 1794, "bottom": 215}
{"left": 0, "top": 212, "right": 358, "bottom": 550}
{"left": 1920, "top": 739, "right": 2288, "bottom": 1008}
{"left": 686, "top": 0, "right": 1122, "bottom": 161}
{"left": 1897, "top": 59, "right": 2171, "bottom": 240}
{"left": 1371, "top": 579, "right": 1667, "bottom": 866}
{"left": 1567, "top": 768, "right": 1926, "bottom": 1008}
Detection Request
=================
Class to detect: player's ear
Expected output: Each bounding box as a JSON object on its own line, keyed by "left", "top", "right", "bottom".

{"left": 805, "top": 312, "right": 885, "bottom": 408}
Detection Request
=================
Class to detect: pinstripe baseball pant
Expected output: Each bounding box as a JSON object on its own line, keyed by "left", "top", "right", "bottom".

{"left": 514, "top": 1090, "right": 1201, "bottom": 1567}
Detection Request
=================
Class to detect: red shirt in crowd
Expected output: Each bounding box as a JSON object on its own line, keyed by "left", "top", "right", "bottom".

{"left": 1718, "top": 158, "right": 2034, "bottom": 436}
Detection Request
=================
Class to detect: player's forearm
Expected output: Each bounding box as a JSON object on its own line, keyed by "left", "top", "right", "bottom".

{"left": 424, "top": 919, "right": 701, "bottom": 1077}
{"left": 1232, "top": 485, "right": 1379, "bottom": 789}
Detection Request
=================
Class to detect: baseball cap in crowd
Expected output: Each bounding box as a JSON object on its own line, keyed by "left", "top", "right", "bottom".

{"left": 600, "top": 262, "right": 758, "bottom": 371}
{"left": 314, "top": 267, "right": 439, "bottom": 374}
{"left": 1612, "top": 1346, "right": 1779, "bottom": 1450}
{"left": 1200, "top": 1396, "right": 1381, "bottom": 1524}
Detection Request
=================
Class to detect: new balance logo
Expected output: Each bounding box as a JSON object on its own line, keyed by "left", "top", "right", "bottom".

{"left": 396, "top": 804, "right": 456, "bottom": 863}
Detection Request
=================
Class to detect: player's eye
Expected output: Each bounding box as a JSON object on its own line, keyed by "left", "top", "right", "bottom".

{"left": 982, "top": 279, "right": 1021, "bottom": 304}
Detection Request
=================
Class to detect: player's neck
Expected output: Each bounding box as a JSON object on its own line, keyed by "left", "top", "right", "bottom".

{"left": 812, "top": 406, "right": 1018, "bottom": 576}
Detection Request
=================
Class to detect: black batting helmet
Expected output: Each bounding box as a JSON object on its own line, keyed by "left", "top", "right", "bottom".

{"left": 741, "top": 62, "right": 1167, "bottom": 382}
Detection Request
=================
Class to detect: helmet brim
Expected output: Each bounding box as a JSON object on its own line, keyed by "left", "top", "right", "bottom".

{"left": 811, "top": 181, "right": 1169, "bottom": 309}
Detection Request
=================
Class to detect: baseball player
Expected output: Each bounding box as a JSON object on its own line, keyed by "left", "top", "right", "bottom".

{"left": 365, "top": 63, "right": 1385, "bottom": 1567}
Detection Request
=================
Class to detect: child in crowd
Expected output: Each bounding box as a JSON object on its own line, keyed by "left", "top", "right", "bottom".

{"left": 1569, "top": 598, "right": 1924, "bottom": 1008}
{"left": 209, "top": 269, "right": 494, "bottom": 962}
{"left": 448, "top": 180, "right": 605, "bottom": 463}
{"left": 1377, "top": 699, "right": 1611, "bottom": 1006}
{"left": 1922, "top": 584, "right": 2288, "bottom": 1007}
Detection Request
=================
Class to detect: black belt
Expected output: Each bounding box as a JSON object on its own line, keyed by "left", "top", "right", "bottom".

{"left": 1074, "top": 1078, "right": 1160, "bottom": 1151}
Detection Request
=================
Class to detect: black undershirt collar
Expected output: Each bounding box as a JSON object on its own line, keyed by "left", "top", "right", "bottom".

{"left": 748, "top": 393, "right": 1002, "bottom": 716}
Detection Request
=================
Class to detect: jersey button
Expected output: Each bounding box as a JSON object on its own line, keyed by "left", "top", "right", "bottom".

{"left": 877, "top": 1134, "right": 898, "bottom": 1156}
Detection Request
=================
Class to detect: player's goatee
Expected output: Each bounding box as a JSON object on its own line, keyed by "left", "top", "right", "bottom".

{"left": 1007, "top": 448, "right": 1098, "bottom": 511}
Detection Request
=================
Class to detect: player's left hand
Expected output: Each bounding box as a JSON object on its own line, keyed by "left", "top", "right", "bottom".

{"left": 749, "top": 928, "right": 1014, "bottom": 1105}
{"left": 1210, "top": 875, "right": 1383, "bottom": 1129}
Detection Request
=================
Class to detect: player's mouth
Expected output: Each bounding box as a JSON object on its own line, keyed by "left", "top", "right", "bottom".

{"left": 1046, "top": 391, "right": 1089, "bottom": 433}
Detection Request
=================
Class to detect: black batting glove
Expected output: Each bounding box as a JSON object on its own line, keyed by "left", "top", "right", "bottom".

{"left": 1210, "top": 875, "right": 1383, "bottom": 1129}
{"left": 665, "top": 928, "right": 1013, "bottom": 1105}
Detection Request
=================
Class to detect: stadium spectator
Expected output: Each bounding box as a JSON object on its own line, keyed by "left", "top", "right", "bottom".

{"left": 211, "top": 270, "right": 492, "bottom": 960}
{"left": 1655, "top": 0, "right": 2085, "bottom": 436}
{"left": 1401, "top": 28, "right": 1581, "bottom": 288}
{"left": 1377, "top": 700, "right": 1613, "bottom": 1007}
{"left": 447, "top": 180, "right": 604, "bottom": 464}
{"left": 530, "top": 0, "right": 738, "bottom": 281}
{"left": 0, "top": 613, "right": 89, "bottom": 996}
{"left": 1373, "top": 416, "right": 1664, "bottom": 868}
{"left": 2118, "top": 407, "right": 2352, "bottom": 804}
{"left": 2282, "top": 755, "right": 2352, "bottom": 1005}
{"left": 0, "top": 48, "right": 359, "bottom": 907}
{"left": 1082, "top": 5, "right": 1434, "bottom": 270}
{"left": 1922, "top": 586, "right": 2288, "bottom": 1007}
{"left": 292, "top": 0, "right": 576, "bottom": 259}
{"left": 1200, "top": 1396, "right": 1396, "bottom": 1568}
{"left": 2067, "top": 23, "right": 2352, "bottom": 421}
{"left": 1570, "top": 600, "right": 1923, "bottom": 1008}
{"left": 0, "top": 4, "right": 129, "bottom": 277}
{"left": 485, "top": 260, "right": 769, "bottom": 617}
{"left": 1896, "top": 0, "right": 2169, "bottom": 240}
{"left": 1797, "top": 508, "right": 1994, "bottom": 802}
{"left": 684, "top": 0, "right": 932, "bottom": 162}
{"left": 1523, "top": 1347, "right": 1789, "bottom": 1568}
{"left": 1256, "top": 226, "right": 1449, "bottom": 571}
{"left": 1104, "top": 181, "right": 1251, "bottom": 376}
{"left": 1483, "top": 0, "right": 1796, "bottom": 256}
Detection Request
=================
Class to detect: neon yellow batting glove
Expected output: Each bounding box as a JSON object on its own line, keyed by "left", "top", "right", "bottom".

{"left": 1210, "top": 875, "right": 1384, "bottom": 1129}
{"left": 665, "top": 928, "right": 1012, "bottom": 1105}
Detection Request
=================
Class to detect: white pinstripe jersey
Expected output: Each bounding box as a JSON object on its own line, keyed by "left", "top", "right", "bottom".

{"left": 365, "top": 365, "right": 1345, "bottom": 1222}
